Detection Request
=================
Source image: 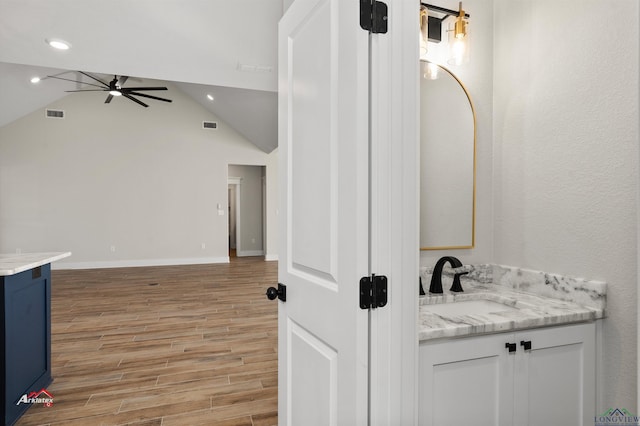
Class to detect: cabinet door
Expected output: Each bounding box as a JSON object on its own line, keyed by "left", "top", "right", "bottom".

{"left": 514, "top": 323, "right": 595, "bottom": 426}
{"left": 2, "top": 265, "right": 52, "bottom": 425}
{"left": 419, "top": 333, "right": 515, "bottom": 426}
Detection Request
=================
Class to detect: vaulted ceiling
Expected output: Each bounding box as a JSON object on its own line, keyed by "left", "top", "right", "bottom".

{"left": 0, "top": 0, "right": 283, "bottom": 152}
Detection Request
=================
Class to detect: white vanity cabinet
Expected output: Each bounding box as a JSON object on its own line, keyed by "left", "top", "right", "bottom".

{"left": 419, "top": 322, "right": 596, "bottom": 426}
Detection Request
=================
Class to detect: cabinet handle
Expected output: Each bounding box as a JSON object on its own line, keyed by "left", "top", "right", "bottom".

{"left": 505, "top": 342, "right": 517, "bottom": 353}
{"left": 520, "top": 340, "right": 532, "bottom": 351}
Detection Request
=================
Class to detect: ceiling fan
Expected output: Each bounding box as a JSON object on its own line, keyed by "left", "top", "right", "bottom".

{"left": 48, "top": 71, "right": 172, "bottom": 108}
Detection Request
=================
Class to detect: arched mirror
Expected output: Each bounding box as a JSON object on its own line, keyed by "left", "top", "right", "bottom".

{"left": 420, "top": 60, "right": 476, "bottom": 250}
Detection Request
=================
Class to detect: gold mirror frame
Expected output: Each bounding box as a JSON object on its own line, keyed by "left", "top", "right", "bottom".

{"left": 420, "top": 61, "right": 476, "bottom": 250}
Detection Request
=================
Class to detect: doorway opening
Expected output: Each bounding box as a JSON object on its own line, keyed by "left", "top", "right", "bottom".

{"left": 228, "top": 165, "right": 266, "bottom": 259}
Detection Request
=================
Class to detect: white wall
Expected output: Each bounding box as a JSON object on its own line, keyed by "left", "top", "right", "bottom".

{"left": 0, "top": 80, "right": 278, "bottom": 268}
{"left": 265, "top": 148, "right": 279, "bottom": 260}
{"left": 493, "top": 0, "right": 639, "bottom": 410}
{"left": 420, "top": 0, "right": 495, "bottom": 266}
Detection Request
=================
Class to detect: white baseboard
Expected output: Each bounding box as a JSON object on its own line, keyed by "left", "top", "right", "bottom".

{"left": 53, "top": 256, "right": 230, "bottom": 270}
{"left": 265, "top": 254, "right": 279, "bottom": 262}
{"left": 236, "top": 250, "right": 265, "bottom": 257}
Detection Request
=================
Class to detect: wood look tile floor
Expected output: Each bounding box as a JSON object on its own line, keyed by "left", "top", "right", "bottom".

{"left": 16, "top": 257, "right": 278, "bottom": 426}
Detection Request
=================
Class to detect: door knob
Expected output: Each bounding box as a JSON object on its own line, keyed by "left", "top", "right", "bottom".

{"left": 266, "top": 283, "right": 286, "bottom": 302}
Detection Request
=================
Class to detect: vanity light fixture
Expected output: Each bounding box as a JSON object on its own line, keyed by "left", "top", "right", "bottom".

{"left": 45, "top": 38, "right": 71, "bottom": 50}
{"left": 453, "top": 2, "right": 468, "bottom": 39}
{"left": 449, "top": 2, "right": 469, "bottom": 66}
{"left": 420, "top": 5, "right": 429, "bottom": 58}
{"left": 420, "top": 2, "right": 470, "bottom": 65}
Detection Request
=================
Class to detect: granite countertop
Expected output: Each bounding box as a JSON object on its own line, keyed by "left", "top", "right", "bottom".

{"left": 419, "top": 264, "right": 607, "bottom": 342}
{"left": 0, "top": 252, "right": 71, "bottom": 276}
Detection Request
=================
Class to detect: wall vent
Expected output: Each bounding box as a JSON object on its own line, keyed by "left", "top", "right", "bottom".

{"left": 45, "top": 109, "right": 65, "bottom": 119}
{"left": 203, "top": 121, "right": 218, "bottom": 130}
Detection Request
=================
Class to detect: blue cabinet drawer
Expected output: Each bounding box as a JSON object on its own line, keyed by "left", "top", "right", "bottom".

{"left": 0, "top": 264, "right": 52, "bottom": 425}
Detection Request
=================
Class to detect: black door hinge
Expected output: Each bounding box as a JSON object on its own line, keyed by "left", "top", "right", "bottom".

{"left": 360, "top": 0, "right": 388, "bottom": 34}
{"left": 360, "top": 274, "right": 388, "bottom": 309}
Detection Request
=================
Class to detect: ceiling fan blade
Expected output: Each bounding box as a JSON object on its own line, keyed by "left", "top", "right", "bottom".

{"left": 122, "top": 93, "right": 149, "bottom": 108}
{"left": 105, "top": 94, "right": 114, "bottom": 104}
{"left": 65, "top": 89, "right": 109, "bottom": 92}
{"left": 78, "top": 71, "right": 109, "bottom": 87}
{"left": 120, "top": 86, "right": 168, "bottom": 91}
{"left": 128, "top": 92, "right": 172, "bottom": 103}
{"left": 46, "top": 75, "right": 105, "bottom": 89}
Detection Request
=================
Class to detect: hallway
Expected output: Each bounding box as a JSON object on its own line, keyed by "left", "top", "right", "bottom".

{"left": 16, "top": 257, "right": 278, "bottom": 425}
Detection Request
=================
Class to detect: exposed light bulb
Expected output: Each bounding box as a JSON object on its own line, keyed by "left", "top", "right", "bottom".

{"left": 449, "top": 39, "right": 466, "bottom": 66}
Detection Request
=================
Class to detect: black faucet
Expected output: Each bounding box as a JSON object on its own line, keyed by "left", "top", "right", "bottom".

{"left": 429, "top": 256, "right": 469, "bottom": 294}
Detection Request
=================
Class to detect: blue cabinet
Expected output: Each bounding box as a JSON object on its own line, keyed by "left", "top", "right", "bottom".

{"left": 0, "top": 264, "right": 52, "bottom": 425}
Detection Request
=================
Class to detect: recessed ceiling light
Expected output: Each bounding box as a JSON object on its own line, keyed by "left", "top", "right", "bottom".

{"left": 45, "top": 38, "right": 71, "bottom": 50}
{"left": 30, "top": 77, "right": 41, "bottom": 84}
{"left": 207, "top": 94, "right": 214, "bottom": 101}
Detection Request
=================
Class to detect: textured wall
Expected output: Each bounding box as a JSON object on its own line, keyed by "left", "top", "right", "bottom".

{"left": 0, "top": 81, "right": 278, "bottom": 268}
{"left": 493, "top": 0, "right": 639, "bottom": 410}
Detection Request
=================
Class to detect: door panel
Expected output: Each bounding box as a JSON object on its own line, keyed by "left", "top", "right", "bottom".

{"left": 278, "top": 0, "right": 369, "bottom": 424}
{"left": 289, "top": 0, "right": 333, "bottom": 274}
{"left": 289, "top": 320, "right": 337, "bottom": 425}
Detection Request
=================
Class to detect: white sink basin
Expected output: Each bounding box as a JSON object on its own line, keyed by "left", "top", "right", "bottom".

{"left": 423, "top": 299, "right": 517, "bottom": 316}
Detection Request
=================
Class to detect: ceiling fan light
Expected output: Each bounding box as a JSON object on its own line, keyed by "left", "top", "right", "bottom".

{"left": 110, "top": 90, "right": 122, "bottom": 96}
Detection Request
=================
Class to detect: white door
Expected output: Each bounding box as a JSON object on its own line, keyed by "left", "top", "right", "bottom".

{"left": 277, "top": 0, "right": 370, "bottom": 424}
